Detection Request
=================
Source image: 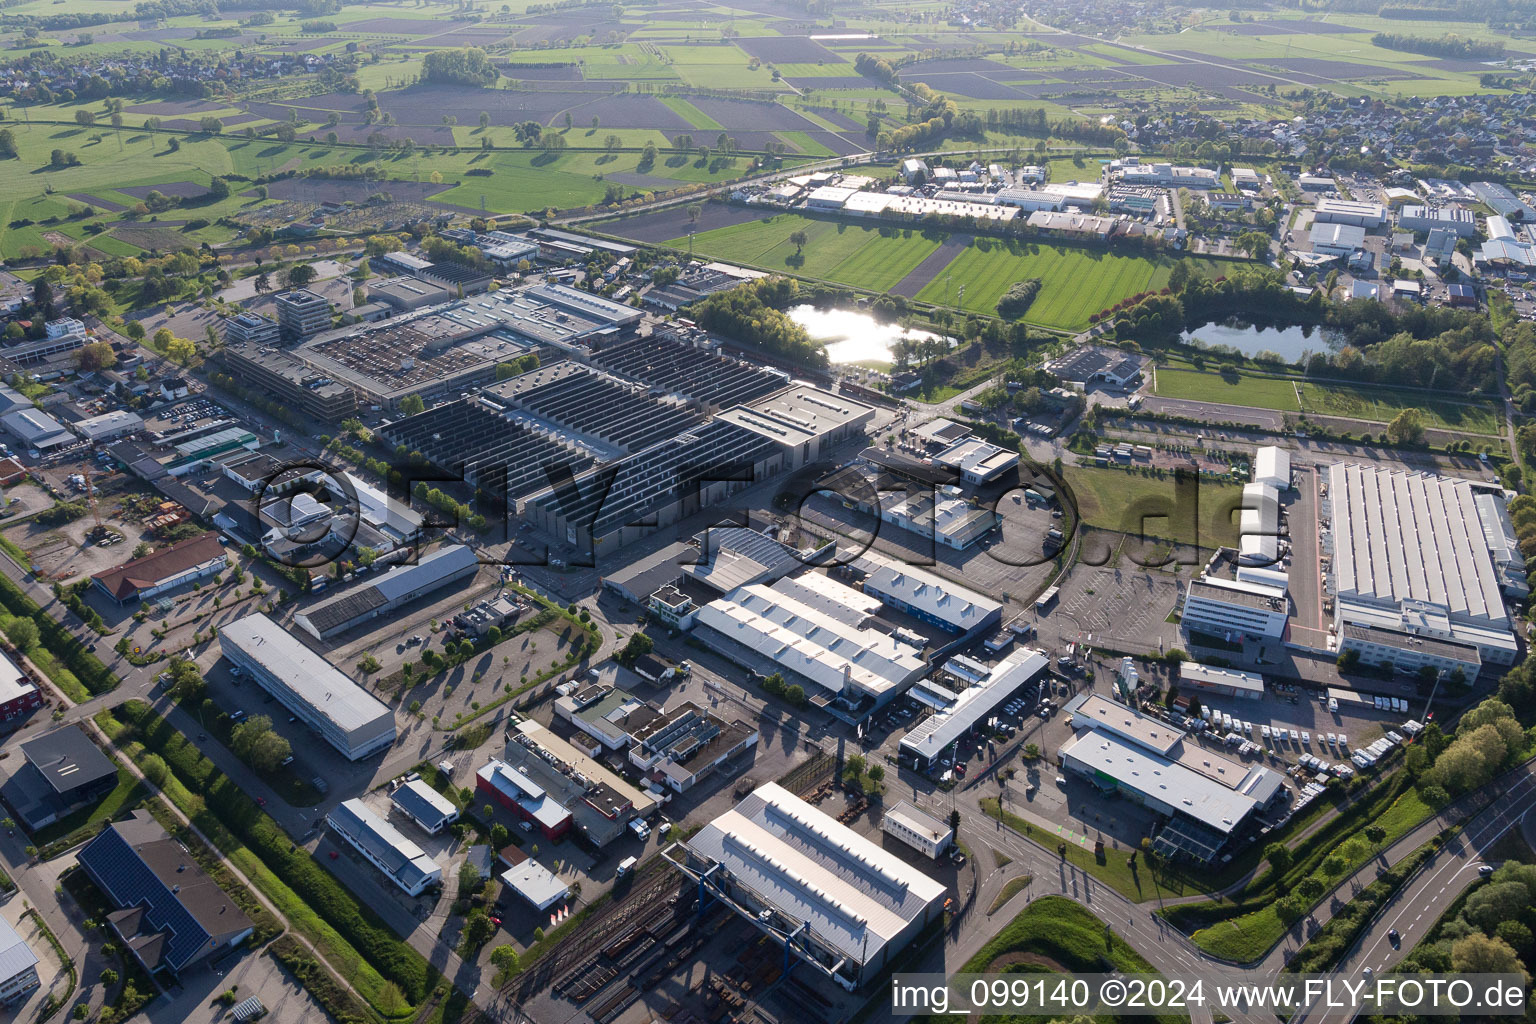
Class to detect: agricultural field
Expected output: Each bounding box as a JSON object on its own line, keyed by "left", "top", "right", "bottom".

{"left": 1153, "top": 367, "right": 1503, "bottom": 434}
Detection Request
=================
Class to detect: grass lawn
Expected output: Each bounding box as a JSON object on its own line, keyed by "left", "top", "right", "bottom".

{"left": 657, "top": 96, "right": 723, "bottom": 130}
{"left": 1061, "top": 465, "right": 1243, "bottom": 549}
{"left": 988, "top": 874, "right": 1034, "bottom": 914}
{"left": 32, "top": 766, "right": 145, "bottom": 853}
{"left": 1153, "top": 366, "right": 1301, "bottom": 410}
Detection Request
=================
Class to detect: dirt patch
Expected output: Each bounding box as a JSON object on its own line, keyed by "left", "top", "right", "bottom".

{"left": 984, "top": 950, "right": 1072, "bottom": 973}
{"left": 108, "top": 224, "right": 196, "bottom": 253}
{"left": 598, "top": 201, "right": 767, "bottom": 243}
{"left": 40, "top": 231, "right": 74, "bottom": 247}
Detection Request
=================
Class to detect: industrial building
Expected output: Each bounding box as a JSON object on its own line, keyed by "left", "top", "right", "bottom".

{"left": 881, "top": 801, "right": 953, "bottom": 859}
{"left": 274, "top": 288, "right": 332, "bottom": 341}
{"left": 501, "top": 857, "right": 569, "bottom": 911}
{"left": 73, "top": 410, "right": 144, "bottom": 443}
{"left": 1398, "top": 205, "right": 1476, "bottom": 237}
{"left": 555, "top": 683, "right": 658, "bottom": 752}
{"left": 417, "top": 261, "right": 493, "bottom": 296}
{"left": 1239, "top": 481, "right": 1282, "bottom": 566}
{"left": 1, "top": 725, "right": 118, "bottom": 830}
{"left": 220, "top": 613, "right": 397, "bottom": 760}
{"left": 1337, "top": 623, "right": 1481, "bottom": 679}
{"left": 1326, "top": 464, "right": 1517, "bottom": 667}
{"left": 476, "top": 759, "right": 572, "bottom": 840}
{"left": 592, "top": 335, "right": 787, "bottom": 411}
{"left": 2, "top": 408, "right": 72, "bottom": 451}
{"left": 327, "top": 799, "right": 442, "bottom": 896}
{"left": 714, "top": 383, "right": 876, "bottom": 466}
{"left": 1313, "top": 198, "right": 1387, "bottom": 228}
{"left": 899, "top": 648, "right": 1048, "bottom": 771}
{"left": 367, "top": 277, "right": 452, "bottom": 312}
{"left": 218, "top": 342, "right": 359, "bottom": 421}
{"left": 502, "top": 722, "right": 651, "bottom": 846}
{"left": 1470, "top": 181, "right": 1536, "bottom": 222}
{"left": 680, "top": 782, "right": 946, "bottom": 988}
{"left": 878, "top": 488, "right": 998, "bottom": 550}
{"left": 77, "top": 810, "right": 255, "bottom": 977}
{"left": 294, "top": 544, "right": 478, "bottom": 641}
{"left": 1311, "top": 222, "right": 1367, "bottom": 256}
{"left": 692, "top": 575, "right": 926, "bottom": 711}
{"left": 1058, "top": 694, "right": 1284, "bottom": 863}
{"left": 1253, "top": 446, "right": 1290, "bottom": 490}
{"left": 0, "top": 916, "right": 38, "bottom": 1004}
{"left": 854, "top": 555, "right": 1003, "bottom": 637}
{"left": 91, "top": 532, "right": 228, "bottom": 604}
{"left": 627, "top": 701, "right": 758, "bottom": 794}
{"left": 931, "top": 438, "right": 1019, "bottom": 484}
{"left": 390, "top": 778, "right": 459, "bottom": 835}
{"left": 1109, "top": 158, "right": 1220, "bottom": 189}
{"left": 1048, "top": 347, "right": 1145, "bottom": 388}
{"left": 1179, "top": 662, "right": 1265, "bottom": 700}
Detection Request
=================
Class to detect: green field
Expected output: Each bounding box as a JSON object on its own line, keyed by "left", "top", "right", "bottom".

{"left": 1153, "top": 367, "right": 1502, "bottom": 435}
{"left": 1063, "top": 465, "right": 1243, "bottom": 548}
{"left": 668, "top": 216, "right": 940, "bottom": 292}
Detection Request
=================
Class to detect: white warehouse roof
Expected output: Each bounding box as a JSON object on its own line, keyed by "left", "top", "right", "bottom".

{"left": 901, "top": 647, "right": 1048, "bottom": 761}
{"left": 685, "top": 782, "right": 945, "bottom": 969}
{"left": 854, "top": 555, "right": 1002, "bottom": 633}
{"left": 1253, "top": 446, "right": 1289, "bottom": 489}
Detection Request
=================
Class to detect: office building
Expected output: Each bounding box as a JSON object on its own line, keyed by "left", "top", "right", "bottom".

{"left": 626, "top": 702, "right": 758, "bottom": 794}
{"left": 327, "top": 799, "right": 442, "bottom": 896}
{"left": 1, "top": 725, "right": 118, "bottom": 830}
{"left": 881, "top": 801, "right": 953, "bottom": 859}
{"left": 218, "top": 343, "right": 358, "bottom": 421}
{"left": 219, "top": 613, "right": 397, "bottom": 760}
{"left": 274, "top": 289, "right": 332, "bottom": 341}
{"left": 932, "top": 438, "right": 1019, "bottom": 484}
{"left": 680, "top": 782, "right": 946, "bottom": 988}
{"left": 1179, "top": 662, "right": 1265, "bottom": 700}
{"left": 1180, "top": 576, "right": 1289, "bottom": 642}
{"left": 221, "top": 312, "right": 281, "bottom": 346}
{"left": 76, "top": 810, "right": 254, "bottom": 977}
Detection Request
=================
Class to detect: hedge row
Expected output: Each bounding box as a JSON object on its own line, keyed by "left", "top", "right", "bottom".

{"left": 115, "top": 700, "right": 434, "bottom": 1003}
{"left": 0, "top": 569, "right": 117, "bottom": 696}
{"left": 269, "top": 935, "right": 379, "bottom": 1024}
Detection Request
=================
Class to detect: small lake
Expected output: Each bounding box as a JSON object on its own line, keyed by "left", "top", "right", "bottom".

{"left": 787, "top": 305, "right": 948, "bottom": 366}
{"left": 1181, "top": 320, "right": 1344, "bottom": 363}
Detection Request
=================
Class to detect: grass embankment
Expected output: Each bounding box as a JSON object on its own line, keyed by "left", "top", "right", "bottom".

{"left": 1169, "top": 765, "right": 1435, "bottom": 962}
{"left": 988, "top": 875, "right": 1034, "bottom": 914}
{"left": 97, "top": 701, "right": 430, "bottom": 1021}
{"left": 935, "top": 895, "right": 1184, "bottom": 1024}
{"left": 34, "top": 766, "right": 146, "bottom": 859}
{"left": 0, "top": 567, "right": 118, "bottom": 703}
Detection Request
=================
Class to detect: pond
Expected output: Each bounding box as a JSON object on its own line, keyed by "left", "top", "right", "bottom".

{"left": 1181, "top": 320, "right": 1344, "bottom": 364}
{"left": 787, "top": 305, "right": 948, "bottom": 366}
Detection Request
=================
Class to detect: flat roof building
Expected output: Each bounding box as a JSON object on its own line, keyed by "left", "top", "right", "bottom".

{"left": 1311, "top": 222, "right": 1366, "bottom": 256}
{"left": 881, "top": 800, "right": 953, "bottom": 859}
{"left": 1398, "top": 205, "right": 1476, "bottom": 238}
{"left": 1327, "top": 463, "right": 1516, "bottom": 665}
{"left": 367, "top": 277, "right": 452, "bottom": 312}
{"left": 274, "top": 289, "right": 332, "bottom": 341}
{"left": 900, "top": 648, "right": 1048, "bottom": 772}
{"left": 218, "top": 342, "right": 359, "bottom": 421}
{"left": 501, "top": 860, "right": 569, "bottom": 911}
{"left": 476, "top": 760, "right": 572, "bottom": 840}
{"left": 680, "top": 782, "right": 946, "bottom": 988}
{"left": 1181, "top": 576, "right": 1289, "bottom": 642}
{"left": 77, "top": 810, "right": 254, "bottom": 977}
{"left": 220, "top": 613, "right": 397, "bottom": 760}
{"left": 932, "top": 437, "right": 1019, "bottom": 484}
{"left": 626, "top": 701, "right": 758, "bottom": 794}
{"left": 1313, "top": 197, "right": 1387, "bottom": 228}
{"left": 327, "top": 798, "right": 442, "bottom": 896}
{"left": 715, "top": 384, "right": 875, "bottom": 468}
{"left": 390, "top": 778, "right": 459, "bottom": 835}
{"left": 855, "top": 555, "right": 1003, "bottom": 636}
{"left": 0, "top": 915, "right": 38, "bottom": 1005}
{"left": 221, "top": 312, "right": 280, "bottom": 347}
{"left": 1059, "top": 694, "right": 1283, "bottom": 863}
{"left": 1179, "top": 662, "right": 1265, "bottom": 700}
{"left": 74, "top": 410, "right": 144, "bottom": 443}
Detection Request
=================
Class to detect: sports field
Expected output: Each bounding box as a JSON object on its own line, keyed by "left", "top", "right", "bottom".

{"left": 1153, "top": 367, "right": 1502, "bottom": 435}
{"left": 670, "top": 214, "right": 1202, "bottom": 331}
{"left": 667, "top": 217, "right": 941, "bottom": 293}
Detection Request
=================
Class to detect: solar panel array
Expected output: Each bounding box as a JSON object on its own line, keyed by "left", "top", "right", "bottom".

{"left": 593, "top": 336, "right": 787, "bottom": 410}
{"left": 508, "top": 368, "right": 703, "bottom": 453}
{"left": 78, "top": 826, "right": 211, "bottom": 972}
{"left": 380, "top": 401, "right": 596, "bottom": 497}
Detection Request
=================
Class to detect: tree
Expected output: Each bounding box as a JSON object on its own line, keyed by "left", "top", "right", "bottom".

{"left": 479, "top": 111, "right": 491, "bottom": 132}
{"left": 285, "top": 263, "right": 318, "bottom": 289}
{"left": 165, "top": 658, "right": 206, "bottom": 704}
{"left": 422, "top": 48, "right": 499, "bottom": 87}
{"left": 1386, "top": 408, "right": 1425, "bottom": 445}
{"left": 208, "top": 176, "right": 232, "bottom": 201}
{"left": 489, "top": 944, "right": 519, "bottom": 973}
{"left": 1451, "top": 934, "right": 1526, "bottom": 978}
{"left": 230, "top": 715, "right": 292, "bottom": 773}
{"left": 788, "top": 230, "right": 808, "bottom": 254}
{"left": 460, "top": 909, "right": 496, "bottom": 952}
{"left": 165, "top": 337, "right": 196, "bottom": 365}
{"left": 75, "top": 342, "right": 117, "bottom": 372}
{"left": 2, "top": 618, "right": 38, "bottom": 652}
{"left": 1296, "top": 877, "right": 1325, "bottom": 901}
{"left": 399, "top": 394, "right": 426, "bottom": 416}
{"left": 75, "top": 109, "right": 96, "bottom": 127}
{"left": 125, "top": 320, "right": 145, "bottom": 342}
{"left": 1263, "top": 842, "right": 1292, "bottom": 875}
{"left": 1364, "top": 825, "right": 1387, "bottom": 849}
